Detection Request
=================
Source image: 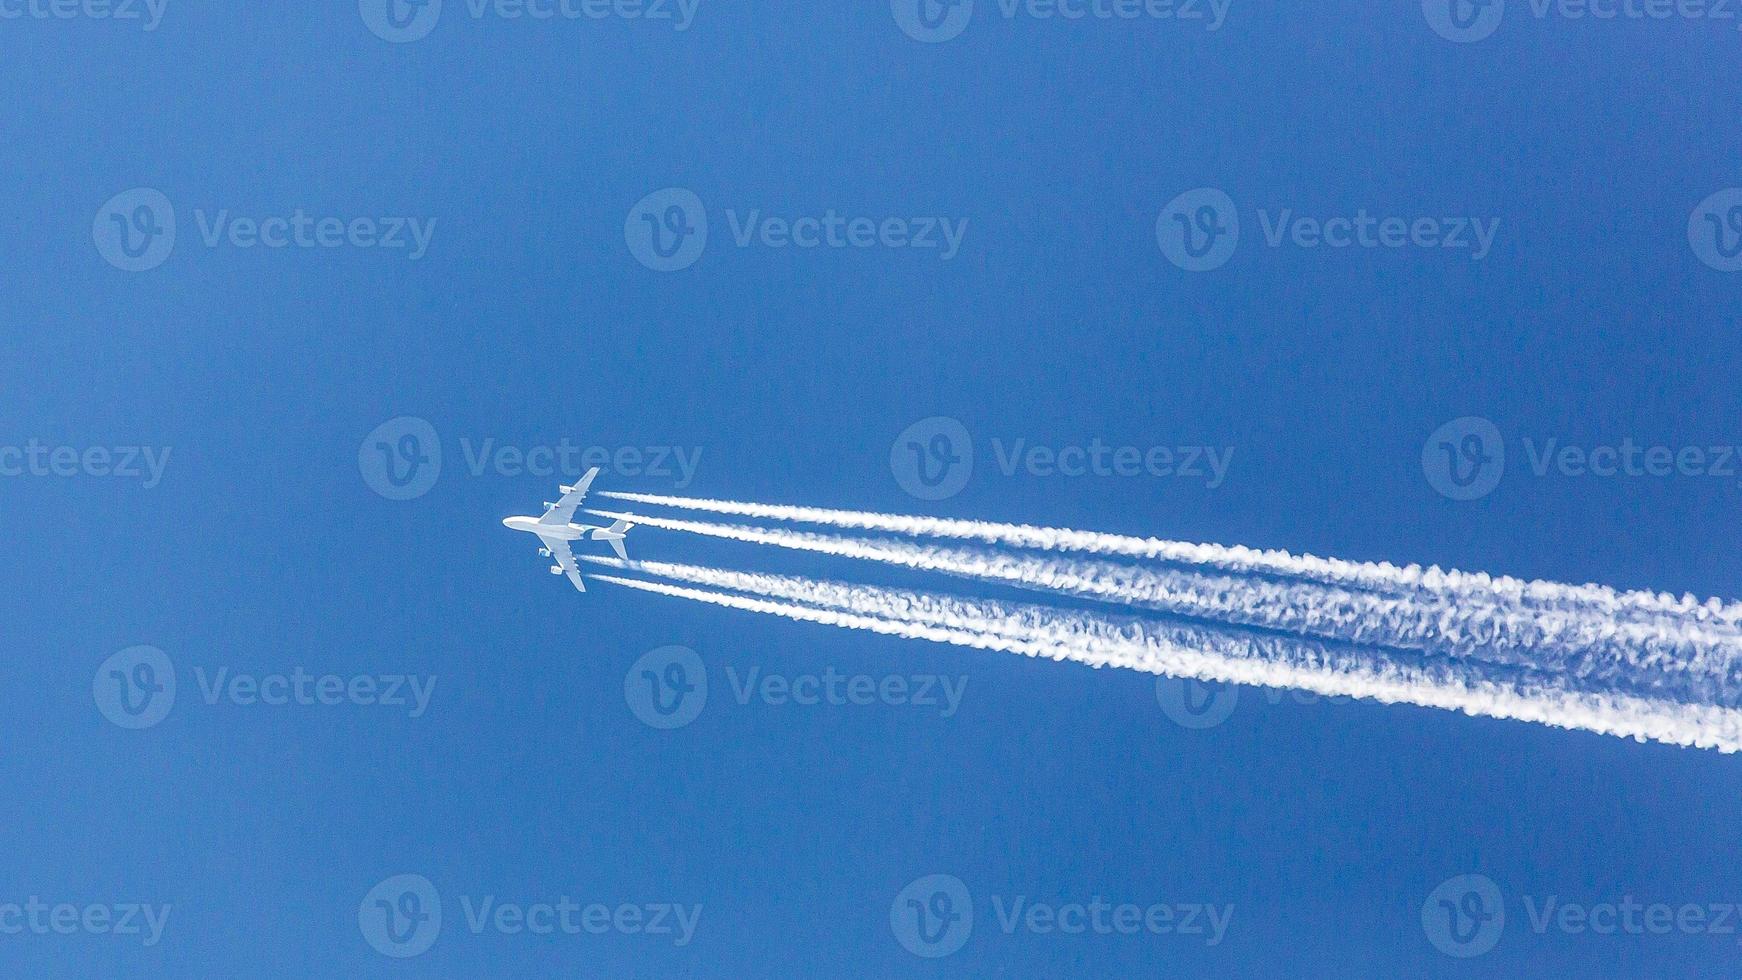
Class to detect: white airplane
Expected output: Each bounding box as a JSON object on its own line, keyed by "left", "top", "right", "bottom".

{"left": 500, "top": 467, "right": 632, "bottom": 592}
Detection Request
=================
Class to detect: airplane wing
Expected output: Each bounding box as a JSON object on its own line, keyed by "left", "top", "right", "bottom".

{"left": 537, "top": 533, "right": 586, "bottom": 592}
{"left": 539, "top": 466, "right": 600, "bottom": 527}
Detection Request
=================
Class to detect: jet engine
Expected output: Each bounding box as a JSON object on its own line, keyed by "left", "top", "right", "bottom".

{"left": 550, "top": 565, "right": 563, "bottom": 575}
{"left": 539, "top": 548, "right": 551, "bottom": 557}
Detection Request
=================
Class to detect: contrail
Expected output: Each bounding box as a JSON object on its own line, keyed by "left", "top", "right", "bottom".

{"left": 590, "top": 565, "right": 1742, "bottom": 752}
{"left": 588, "top": 509, "right": 1742, "bottom": 706}
{"left": 597, "top": 490, "right": 1742, "bottom": 628}
{"left": 588, "top": 557, "right": 1673, "bottom": 698}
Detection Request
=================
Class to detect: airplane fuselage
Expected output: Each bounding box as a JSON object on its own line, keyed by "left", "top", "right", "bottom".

{"left": 501, "top": 516, "right": 590, "bottom": 540}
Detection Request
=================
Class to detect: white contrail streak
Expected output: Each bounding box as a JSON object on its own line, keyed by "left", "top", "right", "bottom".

{"left": 590, "top": 566, "right": 1742, "bottom": 753}
{"left": 588, "top": 509, "right": 1742, "bottom": 706}
{"left": 597, "top": 490, "right": 1742, "bottom": 628}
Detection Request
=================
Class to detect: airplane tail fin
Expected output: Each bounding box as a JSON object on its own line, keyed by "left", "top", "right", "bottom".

{"left": 597, "top": 518, "right": 633, "bottom": 560}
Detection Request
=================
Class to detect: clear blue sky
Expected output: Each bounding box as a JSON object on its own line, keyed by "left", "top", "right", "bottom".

{"left": 6, "top": 2, "right": 1742, "bottom": 975}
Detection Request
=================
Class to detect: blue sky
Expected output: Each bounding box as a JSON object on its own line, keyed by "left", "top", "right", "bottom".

{"left": 6, "top": 0, "right": 1742, "bottom": 975}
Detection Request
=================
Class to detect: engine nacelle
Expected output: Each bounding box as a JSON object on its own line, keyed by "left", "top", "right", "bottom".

{"left": 559, "top": 485, "right": 576, "bottom": 494}
{"left": 544, "top": 502, "right": 556, "bottom": 509}
{"left": 550, "top": 565, "right": 563, "bottom": 575}
{"left": 539, "top": 548, "right": 552, "bottom": 557}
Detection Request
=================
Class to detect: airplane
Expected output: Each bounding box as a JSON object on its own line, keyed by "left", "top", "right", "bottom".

{"left": 500, "top": 467, "right": 633, "bottom": 592}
